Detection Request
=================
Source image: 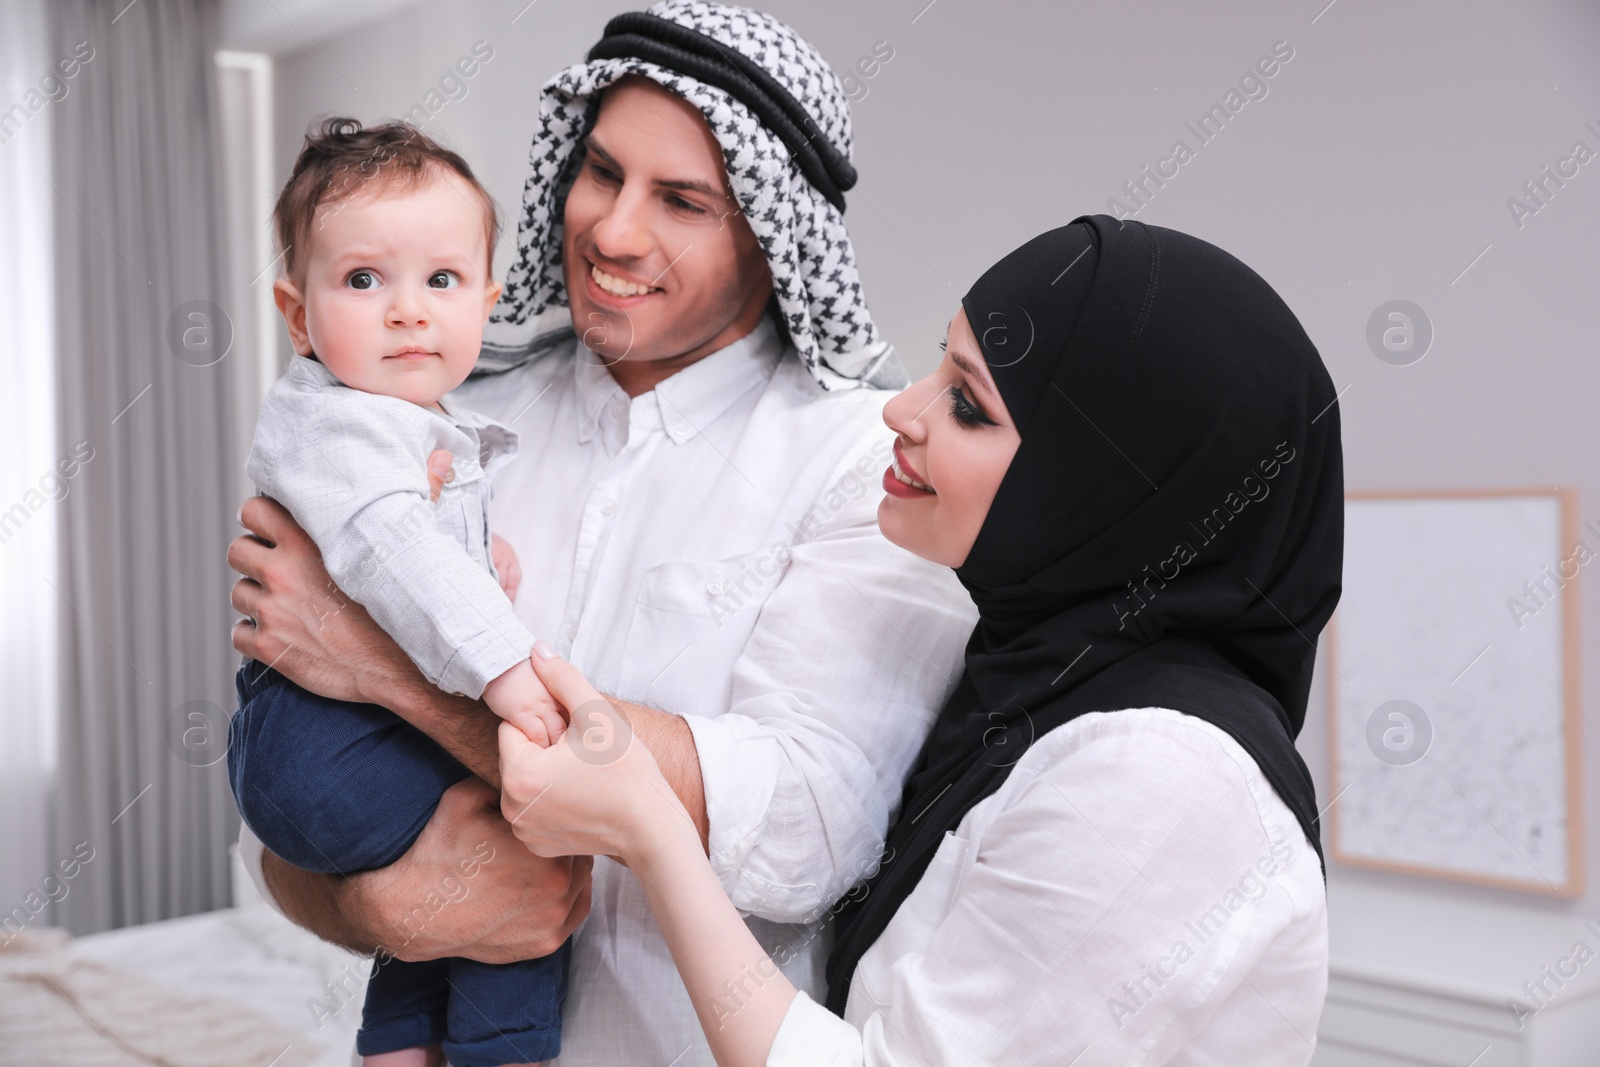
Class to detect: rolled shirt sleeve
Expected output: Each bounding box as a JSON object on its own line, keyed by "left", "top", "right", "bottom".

{"left": 683, "top": 433, "right": 977, "bottom": 921}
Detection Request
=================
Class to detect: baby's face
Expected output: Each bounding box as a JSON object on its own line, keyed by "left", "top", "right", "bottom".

{"left": 281, "top": 169, "right": 500, "bottom": 408}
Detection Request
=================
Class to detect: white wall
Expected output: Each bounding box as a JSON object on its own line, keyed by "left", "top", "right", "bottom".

{"left": 255, "top": 0, "right": 1600, "bottom": 983}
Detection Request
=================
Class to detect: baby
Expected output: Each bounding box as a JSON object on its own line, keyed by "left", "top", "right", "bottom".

{"left": 228, "top": 118, "right": 567, "bottom": 1067}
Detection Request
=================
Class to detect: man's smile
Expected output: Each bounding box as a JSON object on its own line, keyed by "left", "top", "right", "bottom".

{"left": 587, "top": 259, "right": 663, "bottom": 304}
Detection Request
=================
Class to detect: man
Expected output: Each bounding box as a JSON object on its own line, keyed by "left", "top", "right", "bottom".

{"left": 229, "top": 4, "right": 975, "bottom": 1064}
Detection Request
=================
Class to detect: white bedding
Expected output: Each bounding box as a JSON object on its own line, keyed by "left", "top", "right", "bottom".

{"left": 4, "top": 851, "right": 366, "bottom": 1067}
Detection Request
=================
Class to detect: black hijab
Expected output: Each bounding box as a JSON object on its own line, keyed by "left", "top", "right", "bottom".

{"left": 825, "top": 214, "right": 1343, "bottom": 1014}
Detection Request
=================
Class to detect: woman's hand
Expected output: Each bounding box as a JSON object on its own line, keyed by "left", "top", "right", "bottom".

{"left": 503, "top": 652, "right": 799, "bottom": 1066}
{"left": 499, "top": 648, "right": 701, "bottom": 869}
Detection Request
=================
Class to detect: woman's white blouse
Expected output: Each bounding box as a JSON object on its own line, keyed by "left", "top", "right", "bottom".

{"left": 768, "top": 707, "right": 1329, "bottom": 1067}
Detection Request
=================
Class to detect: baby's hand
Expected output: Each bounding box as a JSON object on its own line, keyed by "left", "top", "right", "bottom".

{"left": 483, "top": 658, "right": 566, "bottom": 747}
{"left": 425, "top": 449, "right": 454, "bottom": 503}
{"left": 491, "top": 534, "right": 522, "bottom": 603}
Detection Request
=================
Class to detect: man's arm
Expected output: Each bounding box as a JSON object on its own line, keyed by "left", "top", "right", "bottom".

{"left": 384, "top": 664, "right": 708, "bottom": 851}
{"left": 370, "top": 658, "right": 709, "bottom": 849}
{"left": 365, "top": 655, "right": 504, "bottom": 786}
{"left": 259, "top": 777, "right": 594, "bottom": 963}
{"left": 675, "top": 429, "right": 977, "bottom": 923}
{"left": 375, "top": 661, "right": 709, "bottom": 851}
{"left": 230, "top": 495, "right": 605, "bottom": 962}
{"left": 263, "top": 854, "right": 373, "bottom": 953}
{"left": 231, "top": 494, "right": 710, "bottom": 842}
{"left": 236, "top": 416, "right": 712, "bottom": 824}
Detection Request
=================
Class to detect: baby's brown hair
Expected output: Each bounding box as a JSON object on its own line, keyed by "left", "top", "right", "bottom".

{"left": 273, "top": 117, "right": 499, "bottom": 286}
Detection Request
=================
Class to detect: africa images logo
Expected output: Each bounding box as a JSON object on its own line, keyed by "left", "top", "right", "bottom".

{"left": 1110, "top": 441, "right": 1296, "bottom": 631}
{"left": 1106, "top": 40, "right": 1295, "bottom": 221}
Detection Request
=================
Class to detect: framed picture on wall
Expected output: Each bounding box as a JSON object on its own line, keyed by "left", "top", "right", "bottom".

{"left": 1327, "top": 488, "right": 1584, "bottom": 896}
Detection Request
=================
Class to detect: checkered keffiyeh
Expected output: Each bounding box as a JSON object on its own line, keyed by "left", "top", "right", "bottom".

{"left": 478, "top": 0, "right": 906, "bottom": 391}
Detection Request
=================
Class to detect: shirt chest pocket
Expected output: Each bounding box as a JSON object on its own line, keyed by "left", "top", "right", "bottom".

{"left": 617, "top": 549, "right": 775, "bottom": 709}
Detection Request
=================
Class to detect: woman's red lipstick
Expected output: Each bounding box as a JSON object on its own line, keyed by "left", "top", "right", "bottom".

{"left": 884, "top": 441, "right": 935, "bottom": 498}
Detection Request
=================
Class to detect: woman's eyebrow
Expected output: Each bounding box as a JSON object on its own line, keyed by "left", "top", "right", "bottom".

{"left": 949, "top": 351, "right": 997, "bottom": 398}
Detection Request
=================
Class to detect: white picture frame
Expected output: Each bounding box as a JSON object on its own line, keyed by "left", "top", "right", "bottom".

{"left": 1327, "top": 489, "right": 1583, "bottom": 897}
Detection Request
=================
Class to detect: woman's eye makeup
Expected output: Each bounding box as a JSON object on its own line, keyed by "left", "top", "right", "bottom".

{"left": 345, "top": 269, "right": 380, "bottom": 290}
{"left": 946, "top": 383, "right": 996, "bottom": 428}
{"left": 938, "top": 339, "right": 997, "bottom": 427}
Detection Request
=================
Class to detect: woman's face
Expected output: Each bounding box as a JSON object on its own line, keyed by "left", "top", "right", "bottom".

{"left": 880, "top": 308, "right": 1022, "bottom": 568}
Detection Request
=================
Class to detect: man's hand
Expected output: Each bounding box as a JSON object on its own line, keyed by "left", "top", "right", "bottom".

{"left": 229, "top": 496, "right": 415, "bottom": 705}
{"left": 369, "top": 778, "right": 592, "bottom": 963}
{"left": 269, "top": 778, "right": 592, "bottom": 964}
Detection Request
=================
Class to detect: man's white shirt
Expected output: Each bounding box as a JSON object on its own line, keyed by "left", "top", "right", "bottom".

{"left": 238, "top": 314, "right": 977, "bottom": 1065}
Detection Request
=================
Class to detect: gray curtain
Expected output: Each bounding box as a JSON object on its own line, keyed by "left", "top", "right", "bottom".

{"left": 51, "top": 0, "right": 240, "bottom": 934}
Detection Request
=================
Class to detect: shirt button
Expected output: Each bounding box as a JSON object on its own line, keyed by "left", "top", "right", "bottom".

{"left": 600, "top": 497, "right": 617, "bottom": 516}
{"left": 565, "top": 621, "right": 578, "bottom": 640}
{"left": 581, "top": 418, "right": 596, "bottom": 436}
{"left": 670, "top": 425, "right": 689, "bottom": 440}
{"left": 707, "top": 577, "right": 726, "bottom": 596}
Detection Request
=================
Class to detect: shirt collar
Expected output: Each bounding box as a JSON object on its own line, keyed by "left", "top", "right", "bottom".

{"left": 573, "top": 347, "right": 629, "bottom": 444}
{"left": 288, "top": 354, "right": 519, "bottom": 459}
{"left": 438, "top": 394, "right": 519, "bottom": 463}
{"left": 572, "top": 315, "right": 785, "bottom": 445}
{"left": 287, "top": 353, "right": 340, "bottom": 389}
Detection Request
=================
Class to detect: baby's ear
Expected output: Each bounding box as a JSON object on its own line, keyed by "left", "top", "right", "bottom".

{"left": 482, "top": 278, "right": 503, "bottom": 321}
{"left": 273, "top": 278, "right": 313, "bottom": 356}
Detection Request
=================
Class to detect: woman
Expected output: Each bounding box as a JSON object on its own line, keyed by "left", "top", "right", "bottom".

{"left": 498, "top": 214, "right": 1341, "bottom": 1065}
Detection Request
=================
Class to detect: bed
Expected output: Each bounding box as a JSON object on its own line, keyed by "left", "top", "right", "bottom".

{"left": 0, "top": 848, "right": 365, "bottom": 1066}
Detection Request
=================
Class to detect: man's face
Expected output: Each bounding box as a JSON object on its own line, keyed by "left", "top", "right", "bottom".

{"left": 562, "top": 76, "right": 773, "bottom": 383}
